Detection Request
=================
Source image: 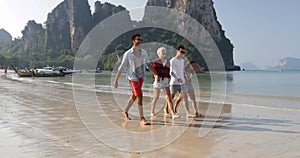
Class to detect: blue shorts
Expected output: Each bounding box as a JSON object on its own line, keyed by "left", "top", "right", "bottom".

{"left": 170, "top": 84, "right": 187, "bottom": 93}
{"left": 186, "top": 84, "right": 194, "bottom": 91}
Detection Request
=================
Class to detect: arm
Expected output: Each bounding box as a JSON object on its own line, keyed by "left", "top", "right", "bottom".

{"left": 170, "top": 59, "right": 183, "bottom": 83}
{"left": 114, "top": 51, "right": 128, "bottom": 88}
{"left": 114, "top": 70, "right": 122, "bottom": 88}
{"left": 189, "top": 64, "right": 195, "bottom": 78}
{"left": 171, "top": 71, "right": 178, "bottom": 79}
{"left": 144, "top": 51, "right": 160, "bottom": 82}
{"left": 149, "top": 67, "right": 160, "bottom": 82}
{"left": 171, "top": 71, "right": 183, "bottom": 83}
{"left": 192, "top": 63, "right": 201, "bottom": 72}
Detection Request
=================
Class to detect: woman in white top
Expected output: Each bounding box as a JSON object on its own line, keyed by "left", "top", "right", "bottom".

{"left": 173, "top": 60, "right": 203, "bottom": 117}
{"left": 150, "top": 47, "right": 180, "bottom": 120}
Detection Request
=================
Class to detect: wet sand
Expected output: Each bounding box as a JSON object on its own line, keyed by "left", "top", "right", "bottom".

{"left": 1, "top": 75, "right": 300, "bottom": 158}
{"left": 0, "top": 69, "right": 14, "bottom": 73}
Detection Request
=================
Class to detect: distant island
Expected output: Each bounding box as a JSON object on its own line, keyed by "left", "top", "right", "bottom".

{"left": 0, "top": 0, "right": 239, "bottom": 71}
{"left": 240, "top": 61, "right": 261, "bottom": 70}
{"left": 239, "top": 57, "right": 300, "bottom": 71}
{"left": 268, "top": 57, "right": 300, "bottom": 70}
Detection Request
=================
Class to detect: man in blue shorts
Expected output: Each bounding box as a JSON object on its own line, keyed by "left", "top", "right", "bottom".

{"left": 169, "top": 45, "right": 195, "bottom": 118}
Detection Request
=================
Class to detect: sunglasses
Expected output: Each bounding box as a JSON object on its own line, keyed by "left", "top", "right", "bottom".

{"left": 135, "top": 38, "right": 143, "bottom": 41}
{"left": 180, "top": 50, "right": 186, "bottom": 54}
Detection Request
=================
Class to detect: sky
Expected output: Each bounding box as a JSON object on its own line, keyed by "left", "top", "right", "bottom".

{"left": 0, "top": 0, "right": 299, "bottom": 68}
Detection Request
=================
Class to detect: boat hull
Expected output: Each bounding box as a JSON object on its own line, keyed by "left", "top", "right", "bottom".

{"left": 11, "top": 66, "right": 65, "bottom": 77}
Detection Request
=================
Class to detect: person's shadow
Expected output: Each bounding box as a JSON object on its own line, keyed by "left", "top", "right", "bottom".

{"left": 186, "top": 115, "right": 299, "bottom": 134}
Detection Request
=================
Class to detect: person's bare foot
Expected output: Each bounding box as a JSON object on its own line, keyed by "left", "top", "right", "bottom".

{"left": 164, "top": 109, "right": 170, "bottom": 117}
{"left": 195, "top": 112, "right": 204, "bottom": 118}
{"left": 164, "top": 109, "right": 169, "bottom": 115}
{"left": 186, "top": 113, "right": 196, "bottom": 118}
{"left": 172, "top": 113, "right": 181, "bottom": 120}
{"left": 150, "top": 112, "right": 156, "bottom": 117}
{"left": 122, "top": 112, "right": 131, "bottom": 120}
{"left": 140, "top": 117, "right": 151, "bottom": 126}
{"left": 164, "top": 112, "right": 170, "bottom": 118}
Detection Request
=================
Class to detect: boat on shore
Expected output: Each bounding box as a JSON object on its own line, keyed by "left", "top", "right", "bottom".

{"left": 56, "top": 66, "right": 81, "bottom": 75}
{"left": 37, "top": 66, "right": 81, "bottom": 75}
{"left": 11, "top": 66, "right": 65, "bottom": 77}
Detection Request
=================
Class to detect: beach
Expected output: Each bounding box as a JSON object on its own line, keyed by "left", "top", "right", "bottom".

{"left": 1, "top": 72, "right": 300, "bottom": 157}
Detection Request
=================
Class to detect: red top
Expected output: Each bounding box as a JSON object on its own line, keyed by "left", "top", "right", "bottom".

{"left": 152, "top": 58, "right": 171, "bottom": 79}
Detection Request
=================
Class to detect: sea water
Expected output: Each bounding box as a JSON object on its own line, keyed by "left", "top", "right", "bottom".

{"left": 2, "top": 70, "right": 300, "bottom": 111}
{"left": 200, "top": 70, "right": 300, "bottom": 111}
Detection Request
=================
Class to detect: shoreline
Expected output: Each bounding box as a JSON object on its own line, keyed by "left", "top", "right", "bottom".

{"left": 0, "top": 69, "right": 14, "bottom": 73}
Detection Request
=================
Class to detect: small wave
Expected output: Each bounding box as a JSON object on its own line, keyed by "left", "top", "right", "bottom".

{"left": 46, "top": 80, "right": 60, "bottom": 84}
{"left": 235, "top": 103, "right": 300, "bottom": 112}
{"left": 3, "top": 74, "right": 35, "bottom": 83}
{"left": 228, "top": 93, "right": 300, "bottom": 101}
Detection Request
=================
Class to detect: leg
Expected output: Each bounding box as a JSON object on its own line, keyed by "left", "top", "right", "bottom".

{"left": 122, "top": 94, "right": 136, "bottom": 120}
{"left": 125, "top": 78, "right": 141, "bottom": 121}
{"left": 181, "top": 84, "right": 195, "bottom": 118}
{"left": 163, "top": 101, "right": 169, "bottom": 114}
{"left": 135, "top": 94, "right": 143, "bottom": 117}
{"left": 181, "top": 91, "right": 191, "bottom": 115}
{"left": 163, "top": 87, "right": 181, "bottom": 119}
{"left": 165, "top": 92, "right": 176, "bottom": 115}
{"left": 163, "top": 87, "right": 175, "bottom": 114}
{"left": 173, "top": 93, "right": 182, "bottom": 113}
{"left": 165, "top": 84, "right": 175, "bottom": 115}
{"left": 188, "top": 89, "right": 199, "bottom": 115}
{"left": 136, "top": 94, "right": 150, "bottom": 125}
{"left": 150, "top": 88, "right": 160, "bottom": 116}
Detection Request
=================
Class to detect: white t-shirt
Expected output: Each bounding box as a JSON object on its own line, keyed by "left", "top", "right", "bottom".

{"left": 169, "top": 57, "right": 185, "bottom": 85}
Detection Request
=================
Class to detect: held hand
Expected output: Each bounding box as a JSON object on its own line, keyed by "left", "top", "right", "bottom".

{"left": 177, "top": 78, "right": 183, "bottom": 83}
{"left": 114, "top": 80, "right": 118, "bottom": 88}
{"left": 155, "top": 75, "right": 160, "bottom": 82}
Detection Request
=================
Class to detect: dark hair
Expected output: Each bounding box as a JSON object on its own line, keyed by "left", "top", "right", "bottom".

{"left": 131, "top": 33, "right": 141, "bottom": 41}
{"left": 177, "top": 45, "right": 185, "bottom": 50}
{"left": 189, "top": 60, "right": 195, "bottom": 64}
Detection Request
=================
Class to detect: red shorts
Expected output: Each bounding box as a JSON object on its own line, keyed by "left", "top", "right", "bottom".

{"left": 129, "top": 78, "right": 143, "bottom": 96}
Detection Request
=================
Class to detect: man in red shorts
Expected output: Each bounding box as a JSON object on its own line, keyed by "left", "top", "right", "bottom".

{"left": 114, "top": 33, "right": 159, "bottom": 125}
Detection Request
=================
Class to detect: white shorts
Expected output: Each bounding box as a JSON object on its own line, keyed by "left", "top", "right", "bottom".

{"left": 153, "top": 78, "right": 170, "bottom": 89}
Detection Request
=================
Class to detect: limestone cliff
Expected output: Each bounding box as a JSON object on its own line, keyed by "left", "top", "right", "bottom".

{"left": 92, "top": 2, "right": 127, "bottom": 27}
{"left": 3, "top": 0, "right": 237, "bottom": 70}
{"left": 44, "top": 0, "right": 129, "bottom": 51}
{"left": 0, "top": 29, "right": 12, "bottom": 41}
{"left": 146, "top": 0, "right": 235, "bottom": 70}
{"left": 22, "top": 20, "right": 45, "bottom": 51}
{"left": 45, "top": 0, "right": 92, "bottom": 51}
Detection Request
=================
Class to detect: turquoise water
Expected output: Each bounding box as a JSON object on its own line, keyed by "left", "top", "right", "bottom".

{"left": 195, "top": 70, "right": 300, "bottom": 110}
{"left": 224, "top": 70, "right": 300, "bottom": 98}
{"left": 4, "top": 70, "right": 300, "bottom": 111}
{"left": 26, "top": 70, "right": 300, "bottom": 98}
